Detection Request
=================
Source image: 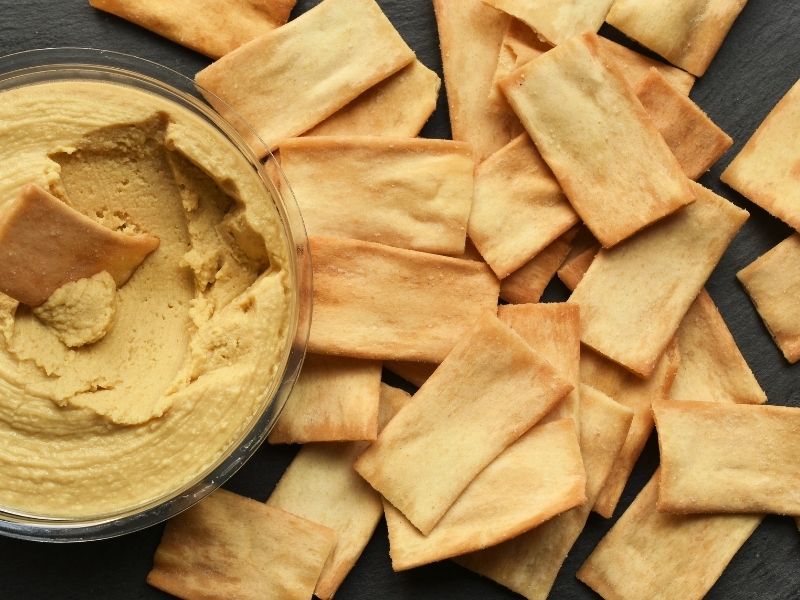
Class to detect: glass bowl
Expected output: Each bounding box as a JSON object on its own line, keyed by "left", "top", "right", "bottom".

{"left": 0, "top": 48, "right": 310, "bottom": 542}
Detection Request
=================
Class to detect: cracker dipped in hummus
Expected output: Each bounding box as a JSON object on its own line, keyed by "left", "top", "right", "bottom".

{"left": 0, "top": 80, "right": 293, "bottom": 518}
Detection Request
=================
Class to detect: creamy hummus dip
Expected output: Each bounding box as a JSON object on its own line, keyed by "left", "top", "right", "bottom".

{"left": 0, "top": 80, "right": 292, "bottom": 518}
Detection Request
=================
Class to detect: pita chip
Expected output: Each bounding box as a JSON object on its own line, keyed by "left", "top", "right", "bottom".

{"left": 578, "top": 474, "right": 762, "bottom": 600}
{"left": 569, "top": 182, "right": 748, "bottom": 377}
{"left": 266, "top": 384, "right": 410, "bottom": 599}
{"left": 147, "top": 489, "right": 336, "bottom": 600}
{"left": 89, "top": 0, "right": 294, "bottom": 59}
{"left": 458, "top": 385, "right": 633, "bottom": 600}
{"left": 308, "top": 236, "right": 499, "bottom": 363}
{"left": 671, "top": 290, "right": 767, "bottom": 403}
{"left": 501, "top": 33, "right": 695, "bottom": 248}
{"left": 722, "top": 79, "right": 800, "bottom": 232}
{"left": 737, "top": 234, "right": 800, "bottom": 363}
{"left": 195, "top": 0, "right": 414, "bottom": 155}
{"left": 354, "top": 312, "right": 573, "bottom": 534}
{"left": 279, "top": 137, "right": 473, "bottom": 256}
{"left": 606, "top": 0, "right": 749, "bottom": 76}
{"left": 489, "top": 19, "right": 551, "bottom": 104}
{"left": 469, "top": 134, "right": 579, "bottom": 278}
{"left": 655, "top": 400, "right": 800, "bottom": 515}
{"left": 636, "top": 69, "right": 733, "bottom": 180}
{"left": 384, "top": 361, "right": 437, "bottom": 388}
{"left": 484, "top": 0, "right": 614, "bottom": 45}
{"left": 499, "top": 228, "right": 576, "bottom": 304}
{"left": 433, "top": 0, "right": 524, "bottom": 161}
{"left": 305, "top": 61, "right": 440, "bottom": 138}
{"left": 268, "top": 354, "right": 382, "bottom": 444}
{"left": 385, "top": 419, "right": 586, "bottom": 570}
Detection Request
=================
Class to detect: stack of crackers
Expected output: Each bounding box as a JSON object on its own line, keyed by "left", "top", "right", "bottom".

{"left": 89, "top": 0, "right": 800, "bottom": 598}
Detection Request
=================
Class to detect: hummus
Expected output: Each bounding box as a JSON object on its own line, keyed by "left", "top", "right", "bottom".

{"left": 0, "top": 80, "right": 293, "bottom": 518}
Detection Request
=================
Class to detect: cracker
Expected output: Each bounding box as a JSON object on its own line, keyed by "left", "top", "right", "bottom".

{"left": 484, "top": 0, "right": 614, "bottom": 45}
{"left": 385, "top": 419, "right": 586, "bottom": 570}
{"left": 578, "top": 473, "right": 762, "bottom": 600}
{"left": 268, "top": 354, "right": 382, "bottom": 444}
{"left": 569, "top": 182, "right": 748, "bottom": 377}
{"left": 501, "top": 33, "right": 695, "bottom": 248}
{"left": 595, "top": 37, "right": 695, "bottom": 95}
{"left": 458, "top": 385, "right": 633, "bottom": 600}
{"left": 655, "top": 400, "right": 800, "bottom": 515}
{"left": 499, "top": 228, "right": 577, "bottom": 304}
{"left": 308, "top": 236, "right": 499, "bottom": 362}
{"left": 582, "top": 342, "right": 680, "bottom": 518}
{"left": 737, "top": 235, "right": 800, "bottom": 363}
{"left": 606, "top": 0, "right": 749, "bottom": 76}
{"left": 498, "top": 303, "right": 581, "bottom": 426}
{"left": 266, "top": 384, "right": 410, "bottom": 599}
{"left": 147, "top": 489, "right": 336, "bottom": 600}
{"left": 469, "top": 134, "right": 579, "bottom": 278}
{"left": 636, "top": 69, "right": 733, "bottom": 180}
{"left": 489, "top": 19, "right": 551, "bottom": 104}
{"left": 384, "top": 361, "right": 437, "bottom": 388}
{"left": 354, "top": 311, "right": 573, "bottom": 534}
{"left": 722, "top": 80, "right": 800, "bottom": 232}
{"left": 433, "top": 0, "right": 524, "bottom": 161}
{"left": 195, "top": 0, "right": 414, "bottom": 155}
{"left": 671, "top": 290, "right": 767, "bottom": 403}
{"left": 279, "top": 137, "right": 473, "bottom": 256}
{"left": 305, "top": 61, "right": 440, "bottom": 137}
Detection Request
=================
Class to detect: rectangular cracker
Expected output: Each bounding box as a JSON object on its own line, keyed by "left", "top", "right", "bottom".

{"left": 89, "top": 0, "right": 294, "bottom": 59}
{"left": 606, "top": 0, "right": 749, "bottom": 76}
{"left": 354, "top": 311, "right": 573, "bottom": 534}
{"left": 458, "top": 385, "right": 633, "bottom": 600}
{"left": 636, "top": 68, "right": 733, "bottom": 180}
{"left": 304, "top": 60, "right": 440, "bottom": 137}
{"left": 498, "top": 303, "right": 581, "bottom": 427}
{"left": 499, "top": 228, "right": 576, "bottom": 304}
{"left": 578, "top": 473, "right": 762, "bottom": 600}
{"left": 737, "top": 234, "right": 800, "bottom": 363}
{"left": 671, "top": 290, "right": 767, "bottom": 403}
{"left": 147, "top": 490, "right": 336, "bottom": 600}
{"left": 655, "top": 400, "right": 800, "bottom": 515}
{"left": 433, "top": 0, "right": 524, "bottom": 161}
{"left": 484, "top": 0, "right": 614, "bottom": 45}
{"left": 266, "top": 384, "right": 410, "bottom": 599}
{"left": 722, "top": 80, "right": 800, "bottom": 232}
{"left": 501, "top": 33, "right": 695, "bottom": 248}
{"left": 195, "top": 0, "right": 414, "bottom": 155}
{"left": 279, "top": 137, "right": 473, "bottom": 256}
{"left": 385, "top": 419, "right": 586, "bottom": 570}
{"left": 268, "top": 354, "right": 382, "bottom": 444}
{"left": 569, "top": 182, "right": 748, "bottom": 377}
{"left": 383, "top": 361, "right": 437, "bottom": 388}
{"left": 469, "top": 134, "right": 579, "bottom": 278}
{"left": 582, "top": 342, "right": 680, "bottom": 518}
{"left": 308, "top": 236, "right": 499, "bottom": 362}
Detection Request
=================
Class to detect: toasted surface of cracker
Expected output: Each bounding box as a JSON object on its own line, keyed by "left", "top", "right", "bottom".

{"left": 499, "top": 228, "right": 576, "bottom": 304}
{"left": 268, "top": 354, "right": 382, "bottom": 444}
{"left": 307, "top": 236, "right": 499, "bottom": 362}
{"left": 722, "top": 80, "right": 800, "bottom": 232}
{"left": 89, "top": 0, "right": 294, "bottom": 59}
{"left": 469, "top": 134, "right": 579, "bottom": 278}
{"left": 279, "top": 136, "right": 472, "bottom": 256}
{"left": 737, "top": 234, "right": 800, "bottom": 363}
{"left": 354, "top": 312, "right": 573, "bottom": 534}
{"left": 305, "top": 60, "right": 440, "bottom": 137}
{"left": 484, "top": 0, "right": 613, "bottom": 45}
{"left": 569, "top": 182, "right": 747, "bottom": 377}
{"left": 195, "top": 0, "right": 414, "bottom": 155}
{"left": 501, "top": 33, "right": 695, "bottom": 248}
{"left": 606, "top": 0, "right": 748, "bottom": 76}
{"left": 147, "top": 489, "right": 336, "bottom": 600}
{"left": 655, "top": 400, "right": 800, "bottom": 515}
{"left": 636, "top": 69, "right": 733, "bottom": 180}
{"left": 458, "top": 385, "right": 632, "bottom": 600}
{"left": 385, "top": 419, "right": 586, "bottom": 570}
{"left": 578, "top": 474, "right": 761, "bottom": 600}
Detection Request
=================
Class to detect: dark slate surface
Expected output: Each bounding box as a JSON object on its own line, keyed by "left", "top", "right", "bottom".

{"left": 0, "top": 1, "right": 799, "bottom": 599}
